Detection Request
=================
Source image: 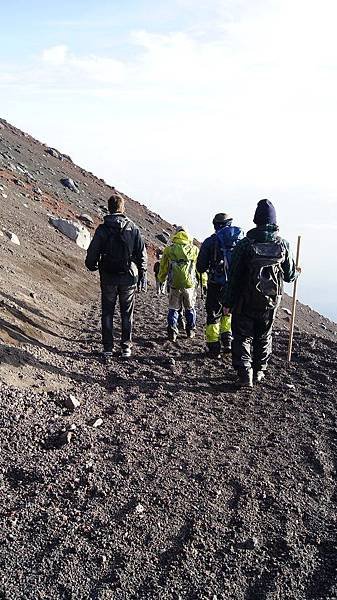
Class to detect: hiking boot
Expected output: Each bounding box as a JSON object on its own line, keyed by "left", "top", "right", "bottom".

{"left": 186, "top": 329, "right": 196, "bottom": 339}
{"left": 221, "top": 333, "right": 232, "bottom": 354}
{"left": 237, "top": 368, "right": 253, "bottom": 388}
{"left": 206, "top": 341, "right": 221, "bottom": 358}
{"left": 121, "top": 347, "right": 132, "bottom": 359}
{"left": 102, "top": 350, "right": 114, "bottom": 363}
{"left": 168, "top": 329, "right": 178, "bottom": 343}
{"left": 254, "top": 370, "right": 265, "bottom": 383}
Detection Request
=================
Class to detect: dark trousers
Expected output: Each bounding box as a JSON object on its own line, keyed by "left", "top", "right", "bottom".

{"left": 205, "top": 283, "right": 226, "bottom": 325}
{"left": 101, "top": 284, "right": 136, "bottom": 351}
{"left": 231, "top": 308, "right": 275, "bottom": 371}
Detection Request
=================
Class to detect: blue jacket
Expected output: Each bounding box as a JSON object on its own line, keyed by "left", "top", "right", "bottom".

{"left": 196, "top": 225, "right": 244, "bottom": 285}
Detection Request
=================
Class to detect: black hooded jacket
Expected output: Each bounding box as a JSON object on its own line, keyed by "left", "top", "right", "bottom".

{"left": 85, "top": 213, "right": 147, "bottom": 285}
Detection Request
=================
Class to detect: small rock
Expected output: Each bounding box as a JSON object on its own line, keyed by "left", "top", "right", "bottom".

{"left": 79, "top": 213, "right": 94, "bottom": 225}
{"left": 33, "top": 187, "right": 43, "bottom": 195}
{"left": 60, "top": 177, "right": 80, "bottom": 193}
{"left": 135, "top": 503, "right": 145, "bottom": 514}
{"left": 168, "top": 358, "right": 176, "bottom": 367}
{"left": 13, "top": 178, "right": 25, "bottom": 187}
{"left": 60, "top": 430, "right": 73, "bottom": 444}
{"left": 64, "top": 394, "right": 81, "bottom": 410}
{"left": 4, "top": 231, "right": 20, "bottom": 245}
{"left": 92, "top": 418, "right": 103, "bottom": 428}
{"left": 156, "top": 233, "right": 170, "bottom": 244}
{"left": 282, "top": 307, "right": 292, "bottom": 315}
{"left": 242, "top": 537, "right": 259, "bottom": 550}
{"left": 1, "top": 193, "right": 8, "bottom": 198}
{"left": 285, "top": 384, "right": 296, "bottom": 389}
{"left": 321, "top": 324, "right": 327, "bottom": 330}
{"left": 69, "top": 423, "right": 77, "bottom": 431}
{"left": 46, "top": 147, "right": 62, "bottom": 159}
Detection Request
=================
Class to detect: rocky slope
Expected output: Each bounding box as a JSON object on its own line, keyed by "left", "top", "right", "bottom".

{"left": 1, "top": 119, "right": 337, "bottom": 600}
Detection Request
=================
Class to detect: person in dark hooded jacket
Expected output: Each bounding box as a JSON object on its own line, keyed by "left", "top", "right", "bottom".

{"left": 224, "top": 199, "right": 297, "bottom": 387}
{"left": 85, "top": 193, "right": 147, "bottom": 359}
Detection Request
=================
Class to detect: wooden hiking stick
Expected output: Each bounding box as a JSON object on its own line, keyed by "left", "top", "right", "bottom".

{"left": 287, "top": 235, "right": 302, "bottom": 363}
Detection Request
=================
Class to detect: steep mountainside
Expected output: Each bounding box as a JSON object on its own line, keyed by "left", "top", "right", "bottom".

{"left": 1, "top": 119, "right": 337, "bottom": 600}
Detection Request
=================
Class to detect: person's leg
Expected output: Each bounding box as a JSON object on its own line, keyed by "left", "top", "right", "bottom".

{"left": 177, "top": 306, "right": 186, "bottom": 331}
{"left": 218, "top": 285, "right": 232, "bottom": 352}
{"left": 156, "top": 278, "right": 161, "bottom": 294}
{"left": 220, "top": 313, "right": 232, "bottom": 352}
{"left": 118, "top": 284, "right": 137, "bottom": 351}
{"left": 168, "top": 288, "right": 181, "bottom": 340}
{"left": 205, "top": 283, "right": 222, "bottom": 356}
{"left": 252, "top": 309, "right": 275, "bottom": 377}
{"left": 231, "top": 311, "right": 255, "bottom": 380}
{"left": 101, "top": 283, "right": 118, "bottom": 352}
{"left": 182, "top": 288, "right": 196, "bottom": 335}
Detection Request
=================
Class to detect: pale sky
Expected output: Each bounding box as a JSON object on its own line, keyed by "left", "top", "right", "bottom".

{"left": 1, "top": 0, "right": 336, "bottom": 320}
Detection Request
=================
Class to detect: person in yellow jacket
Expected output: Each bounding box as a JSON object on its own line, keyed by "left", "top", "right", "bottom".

{"left": 158, "top": 227, "right": 199, "bottom": 342}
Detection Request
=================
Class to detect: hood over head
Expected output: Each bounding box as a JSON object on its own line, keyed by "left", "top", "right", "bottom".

{"left": 103, "top": 213, "right": 128, "bottom": 230}
{"left": 171, "top": 229, "right": 193, "bottom": 245}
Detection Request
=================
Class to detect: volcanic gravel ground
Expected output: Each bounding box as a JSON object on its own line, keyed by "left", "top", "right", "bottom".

{"left": 1, "top": 290, "right": 337, "bottom": 600}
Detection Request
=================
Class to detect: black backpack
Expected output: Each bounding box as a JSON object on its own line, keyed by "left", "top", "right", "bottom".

{"left": 100, "top": 221, "right": 132, "bottom": 275}
{"left": 245, "top": 239, "right": 286, "bottom": 310}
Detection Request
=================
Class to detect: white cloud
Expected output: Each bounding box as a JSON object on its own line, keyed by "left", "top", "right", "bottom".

{"left": 40, "top": 44, "right": 126, "bottom": 83}
{"left": 41, "top": 45, "right": 69, "bottom": 66}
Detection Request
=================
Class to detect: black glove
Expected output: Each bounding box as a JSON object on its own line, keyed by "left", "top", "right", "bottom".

{"left": 138, "top": 271, "right": 147, "bottom": 292}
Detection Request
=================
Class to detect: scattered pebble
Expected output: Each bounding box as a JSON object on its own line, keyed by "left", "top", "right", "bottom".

{"left": 135, "top": 503, "right": 145, "bottom": 514}
{"left": 64, "top": 394, "right": 81, "bottom": 410}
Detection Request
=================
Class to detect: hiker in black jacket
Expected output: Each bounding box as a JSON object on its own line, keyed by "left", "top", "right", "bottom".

{"left": 224, "top": 199, "right": 297, "bottom": 387}
{"left": 85, "top": 193, "right": 147, "bottom": 359}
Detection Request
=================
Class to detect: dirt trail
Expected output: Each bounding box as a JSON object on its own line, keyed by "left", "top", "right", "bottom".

{"left": 1, "top": 290, "right": 337, "bottom": 600}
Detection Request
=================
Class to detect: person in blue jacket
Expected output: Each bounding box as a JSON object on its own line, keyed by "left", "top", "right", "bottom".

{"left": 197, "top": 213, "right": 244, "bottom": 357}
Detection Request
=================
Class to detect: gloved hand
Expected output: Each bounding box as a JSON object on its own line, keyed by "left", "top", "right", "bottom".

{"left": 223, "top": 306, "right": 231, "bottom": 315}
{"left": 138, "top": 271, "right": 147, "bottom": 292}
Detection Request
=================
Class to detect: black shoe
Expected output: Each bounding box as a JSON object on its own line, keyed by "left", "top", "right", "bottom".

{"left": 222, "top": 341, "right": 232, "bottom": 354}
{"left": 168, "top": 329, "right": 178, "bottom": 342}
{"left": 221, "top": 333, "right": 232, "bottom": 354}
{"left": 102, "top": 350, "right": 113, "bottom": 363}
{"left": 122, "top": 347, "right": 132, "bottom": 359}
{"left": 186, "top": 329, "right": 196, "bottom": 339}
{"left": 237, "top": 368, "right": 253, "bottom": 388}
{"left": 206, "top": 341, "right": 221, "bottom": 358}
{"left": 254, "top": 370, "right": 265, "bottom": 383}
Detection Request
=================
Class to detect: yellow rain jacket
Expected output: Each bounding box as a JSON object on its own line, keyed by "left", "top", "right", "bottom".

{"left": 158, "top": 230, "right": 199, "bottom": 289}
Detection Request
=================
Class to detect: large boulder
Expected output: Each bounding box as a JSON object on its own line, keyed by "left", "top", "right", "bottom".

{"left": 49, "top": 217, "right": 91, "bottom": 250}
